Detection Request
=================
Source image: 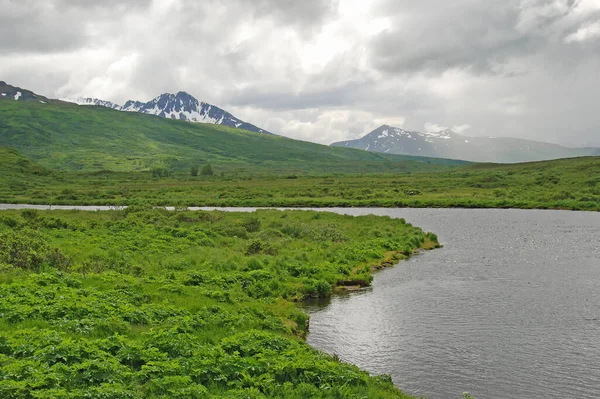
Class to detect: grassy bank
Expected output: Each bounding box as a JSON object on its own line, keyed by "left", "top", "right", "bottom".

{"left": 2, "top": 153, "right": 598, "bottom": 211}
{"left": 0, "top": 207, "right": 438, "bottom": 398}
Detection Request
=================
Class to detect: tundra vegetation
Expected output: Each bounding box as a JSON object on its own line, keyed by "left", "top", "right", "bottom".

{"left": 1, "top": 147, "right": 598, "bottom": 211}
{"left": 0, "top": 207, "right": 438, "bottom": 398}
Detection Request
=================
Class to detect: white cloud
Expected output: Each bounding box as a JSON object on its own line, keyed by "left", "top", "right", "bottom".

{"left": 565, "top": 21, "right": 600, "bottom": 42}
{"left": 424, "top": 122, "right": 448, "bottom": 133}
{"left": 452, "top": 124, "right": 472, "bottom": 133}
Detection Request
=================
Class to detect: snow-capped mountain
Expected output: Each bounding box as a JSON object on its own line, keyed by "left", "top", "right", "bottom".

{"left": 59, "top": 97, "right": 121, "bottom": 109}
{"left": 121, "top": 92, "right": 272, "bottom": 134}
{"left": 331, "top": 125, "right": 600, "bottom": 163}
{"left": 0, "top": 81, "right": 50, "bottom": 103}
{"left": 61, "top": 91, "right": 273, "bottom": 135}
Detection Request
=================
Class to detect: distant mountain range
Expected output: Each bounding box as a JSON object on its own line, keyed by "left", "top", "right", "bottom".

{"left": 3, "top": 80, "right": 599, "bottom": 164}
{"left": 331, "top": 125, "right": 600, "bottom": 163}
{"left": 59, "top": 92, "right": 273, "bottom": 135}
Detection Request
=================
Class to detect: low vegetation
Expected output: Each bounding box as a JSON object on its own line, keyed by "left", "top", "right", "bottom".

{"left": 0, "top": 207, "right": 438, "bottom": 398}
{"left": 1, "top": 147, "right": 598, "bottom": 211}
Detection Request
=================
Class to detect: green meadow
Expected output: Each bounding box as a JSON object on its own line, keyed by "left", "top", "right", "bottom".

{"left": 0, "top": 207, "right": 438, "bottom": 398}
{"left": 1, "top": 146, "right": 598, "bottom": 211}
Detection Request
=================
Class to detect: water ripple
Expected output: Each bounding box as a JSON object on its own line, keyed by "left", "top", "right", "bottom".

{"left": 305, "top": 209, "right": 600, "bottom": 399}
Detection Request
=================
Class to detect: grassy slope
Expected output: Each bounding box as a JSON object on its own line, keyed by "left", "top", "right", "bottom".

{"left": 0, "top": 208, "right": 437, "bottom": 398}
{"left": 0, "top": 147, "right": 57, "bottom": 198}
{"left": 1, "top": 149, "right": 598, "bottom": 211}
{"left": 0, "top": 101, "right": 464, "bottom": 174}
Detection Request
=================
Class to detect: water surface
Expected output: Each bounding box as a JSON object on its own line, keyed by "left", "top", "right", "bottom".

{"left": 304, "top": 208, "right": 600, "bottom": 399}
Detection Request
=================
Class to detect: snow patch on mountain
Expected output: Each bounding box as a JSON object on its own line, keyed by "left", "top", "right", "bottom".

{"left": 331, "top": 124, "right": 600, "bottom": 163}
{"left": 60, "top": 97, "right": 121, "bottom": 109}
{"left": 61, "top": 91, "right": 273, "bottom": 135}
{"left": 14, "top": 92, "right": 21, "bottom": 100}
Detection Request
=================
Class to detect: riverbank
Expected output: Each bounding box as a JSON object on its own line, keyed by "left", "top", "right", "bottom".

{"left": 0, "top": 207, "right": 435, "bottom": 398}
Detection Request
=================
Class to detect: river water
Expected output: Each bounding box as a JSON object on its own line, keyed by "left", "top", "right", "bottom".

{"left": 303, "top": 208, "right": 600, "bottom": 399}
{"left": 1, "top": 205, "right": 599, "bottom": 398}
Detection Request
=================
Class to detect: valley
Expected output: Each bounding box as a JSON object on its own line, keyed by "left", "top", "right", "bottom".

{"left": 1, "top": 79, "right": 599, "bottom": 399}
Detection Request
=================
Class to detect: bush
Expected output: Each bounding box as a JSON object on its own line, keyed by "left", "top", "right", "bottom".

{"left": 246, "top": 239, "right": 265, "bottom": 255}
{"left": 0, "top": 216, "right": 19, "bottom": 228}
{"left": 21, "top": 209, "right": 38, "bottom": 220}
{"left": 200, "top": 164, "right": 214, "bottom": 176}
{"left": 242, "top": 216, "right": 261, "bottom": 233}
{"left": 426, "top": 232, "right": 438, "bottom": 242}
{"left": 0, "top": 229, "right": 50, "bottom": 271}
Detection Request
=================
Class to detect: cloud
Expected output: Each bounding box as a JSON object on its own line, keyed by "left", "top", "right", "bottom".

{"left": 565, "top": 20, "right": 600, "bottom": 42}
{"left": 424, "top": 123, "right": 448, "bottom": 133}
{"left": 0, "top": 1, "right": 86, "bottom": 54}
{"left": 1, "top": 0, "right": 600, "bottom": 148}
{"left": 452, "top": 125, "right": 472, "bottom": 134}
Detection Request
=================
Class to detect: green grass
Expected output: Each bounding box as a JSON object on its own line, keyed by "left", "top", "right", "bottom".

{"left": 0, "top": 207, "right": 438, "bottom": 398}
{"left": 0, "top": 101, "right": 464, "bottom": 174}
{"left": 1, "top": 148, "right": 598, "bottom": 211}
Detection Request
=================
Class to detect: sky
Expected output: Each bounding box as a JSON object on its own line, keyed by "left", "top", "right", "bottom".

{"left": 1, "top": 0, "right": 600, "bottom": 147}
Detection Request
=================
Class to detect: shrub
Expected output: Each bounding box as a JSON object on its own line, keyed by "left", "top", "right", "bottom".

{"left": 0, "top": 216, "right": 19, "bottom": 228}
{"left": 21, "top": 209, "right": 38, "bottom": 220}
{"left": 244, "top": 258, "right": 264, "bottom": 271}
{"left": 246, "top": 239, "right": 265, "bottom": 255}
{"left": 0, "top": 229, "right": 50, "bottom": 271}
{"left": 242, "top": 216, "right": 261, "bottom": 233}
{"left": 200, "top": 164, "right": 214, "bottom": 176}
{"left": 426, "top": 232, "right": 438, "bottom": 242}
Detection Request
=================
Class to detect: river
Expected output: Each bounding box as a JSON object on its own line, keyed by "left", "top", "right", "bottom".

{"left": 304, "top": 208, "right": 600, "bottom": 399}
{"left": 1, "top": 205, "right": 599, "bottom": 398}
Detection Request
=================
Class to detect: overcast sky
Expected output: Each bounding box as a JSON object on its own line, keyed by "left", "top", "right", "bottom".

{"left": 2, "top": 0, "right": 600, "bottom": 147}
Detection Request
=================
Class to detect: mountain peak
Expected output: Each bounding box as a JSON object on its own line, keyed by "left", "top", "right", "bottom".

{"left": 62, "top": 89, "right": 273, "bottom": 135}
{"left": 0, "top": 81, "right": 49, "bottom": 103}
{"left": 332, "top": 125, "right": 600, "bottom": 163}
{"left": 175, "top": 91, "right": 194, "bottom": 98}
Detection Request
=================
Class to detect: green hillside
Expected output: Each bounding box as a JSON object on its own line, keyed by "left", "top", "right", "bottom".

{"left": 0, "top": 147, "right": 57, "bottom": 198}
{"left": 0, "top": 101, "right": 464, "bottom": 174}
{"left": 0, "top": 147, "right": 52, "bottom": 177}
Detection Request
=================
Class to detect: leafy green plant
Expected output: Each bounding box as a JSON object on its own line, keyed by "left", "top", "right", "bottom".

{"left": 0, "top": 208, "right": 438, "bottom": 398}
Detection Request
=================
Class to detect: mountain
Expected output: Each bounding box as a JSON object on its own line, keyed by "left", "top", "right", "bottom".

{"left": 61, "top": 91, "right": 273, "bottom": 135}
{"left": 0, "top": 81, "right": 51, "bottom": 103}
{"left": 331, "top": 125, "right": 600, "bottom": 163}
{"left": 0, "top": 99, "right": 465, "bottom": 174}
{"left": 59, "top": 96, "right": 121, "bottom": 109}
